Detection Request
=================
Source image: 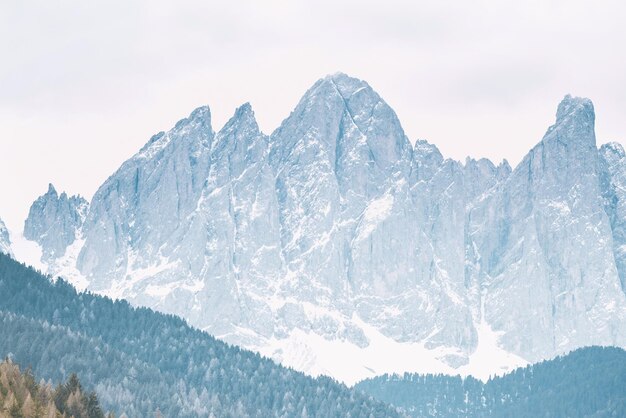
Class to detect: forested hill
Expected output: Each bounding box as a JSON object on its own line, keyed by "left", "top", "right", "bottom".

{"left": 0, "top": 253, "right": 399, "bottom": 417}
{"left": 1, "top": 360, "right": 108, "bottom": 418}
{"left": 356, "top": 346, "right": 626, "bottom": 417}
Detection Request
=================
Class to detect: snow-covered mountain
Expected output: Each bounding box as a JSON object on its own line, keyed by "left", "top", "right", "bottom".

{"left": 21, "top": 73, "right": 626, "bottom": 384}
{"left": 599, "top": 142, "right": 626, "bottom": 292}
{"left": 24, "top": 183, "right": 87, "bottom": 263}
{"left": 465, "top": 95, "right": 625, "bottom": 363}
{"left": 0, "top": 217, "right": 11, "bottom": 255}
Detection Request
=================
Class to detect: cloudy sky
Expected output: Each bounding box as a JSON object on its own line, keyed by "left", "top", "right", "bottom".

{"left": 1, "top": 0, "right": 625, "bottom": 231}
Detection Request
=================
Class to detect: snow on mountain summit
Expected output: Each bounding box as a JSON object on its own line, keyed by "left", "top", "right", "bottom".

{"left": 556, "top": 94, "right": 594, "bottom": 123}
{"left": 20, "top": 75, "right": 626, "bottom": 384}
{"left": 23, "top": 183, "right": 87, "bottom": 262}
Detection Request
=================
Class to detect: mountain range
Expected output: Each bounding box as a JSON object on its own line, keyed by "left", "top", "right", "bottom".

{"left": 6, "top": 72, "right": 626, "bottom": 384}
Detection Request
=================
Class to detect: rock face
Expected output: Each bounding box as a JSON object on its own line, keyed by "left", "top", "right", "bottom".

{"left": 599, "top": 142, "right": 626, "bottom": 292}
{"left": 23, "top": 75, "right": 626, "bottom": 383}
{"left": 24, "top": 183, "right": 88, "bottom": 262}
{"left": 466, "top": 96, "right": 625, "bottom": 362}
{"left": 0, "top": 218, "right": 11, "bottom": 255}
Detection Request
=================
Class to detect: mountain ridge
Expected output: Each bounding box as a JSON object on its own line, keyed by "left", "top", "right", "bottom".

{"left": 17, "top": 73, "right": 626, "bottom": 384}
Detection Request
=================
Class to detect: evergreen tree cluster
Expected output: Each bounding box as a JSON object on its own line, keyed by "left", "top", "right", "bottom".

{"left": 0, "top": 253, "right": 398, "bottom": 417}
{"left": 355, "top": 346, "right": 626, "bottom": 417}
{"left": 0, "top": 359, "right": 107, "bottom": 418}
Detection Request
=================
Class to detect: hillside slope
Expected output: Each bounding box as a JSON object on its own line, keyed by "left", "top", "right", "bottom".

{"left": 356, "top": 346, "right": 626, "bottom": 417}
{"left": 0, "top": 253, "right": 398, "bottom": 417}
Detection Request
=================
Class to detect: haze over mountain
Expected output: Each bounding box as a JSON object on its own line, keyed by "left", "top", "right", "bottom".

{"left": 16, "top": 73, "right": 626, "bottom": 384}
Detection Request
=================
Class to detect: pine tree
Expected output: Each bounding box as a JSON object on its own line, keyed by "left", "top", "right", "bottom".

{"left": 20, "top": 393, "right": 35, "bottom": 418}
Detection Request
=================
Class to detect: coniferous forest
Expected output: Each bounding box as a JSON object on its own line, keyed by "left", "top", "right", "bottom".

{"left": 0, "top": 360, "right": 108, "bottom": 418}
{"left": 0, "top": 253, "right": 398, "bottom": 417}
{"left": 356, "top": 345, "right": 626, "bottom": 417}
{"left": 2, "top": 252, "right": 625, "bottom": 417}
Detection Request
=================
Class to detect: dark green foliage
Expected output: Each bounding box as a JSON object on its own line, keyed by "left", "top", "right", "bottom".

{"left": 356, "top": 346, "right": 626, "bottom": 417}
{"left": 52, "top": 372, "right": 104, "bottom": 418}
{"left": 0, "top": 253, "right": 397, "bottom": 417}
{"left": 86, "top": 392, "right": 105, "bottom": 418}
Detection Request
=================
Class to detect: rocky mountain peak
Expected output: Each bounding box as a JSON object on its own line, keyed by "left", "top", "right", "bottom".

{"left": 210, "top": 102, "right": 267, "bottom": 181}
{"left": 544, "top": 95, "right": 595, "bottom": 148}
{"left": 24, "top": 185, "right": 87, "bottom": 261}
{"left": 556, "top": 94, "right": 594, "bottom": 123}
{"left": 19, "top": 78, "right": 626, "bottom": 384}
{"left": 600, "top": 142, "right": 626, "bottom": 163}
{"left": 322, "top": 72, "right": 374, "bottom": 99}
{"left": 46, "top": 183, "right": 57, "bottom": 196}
{"left": 217, "top": 102, "right": 260, "bottom": 141}
{"left": 136, "top": 105, "right": 214, "bottom": 162}
{"left": 175, "top": 105, "right": 212, "bottom": 132}
{"left": 0, "top": 217, "right": 11, "bottom": 255}
{"left": 270, "top": 73, "right": 410, "bottom": 177}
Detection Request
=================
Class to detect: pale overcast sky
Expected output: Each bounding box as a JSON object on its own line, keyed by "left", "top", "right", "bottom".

{"left": 1, "top": 0, "right": 625, "bottom": 231}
